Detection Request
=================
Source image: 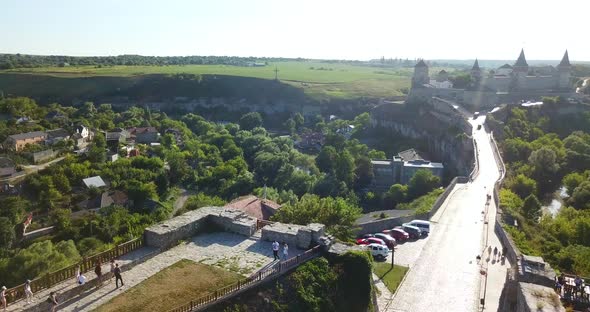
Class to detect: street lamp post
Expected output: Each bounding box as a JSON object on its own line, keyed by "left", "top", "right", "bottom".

{"left": 391, "top": 247, "right": 395, "bottom": 268}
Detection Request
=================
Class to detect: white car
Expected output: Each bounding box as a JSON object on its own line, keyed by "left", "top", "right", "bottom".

{"left": 366, "top": 243, "right": 389, "bottom": 260}
{"left": 406, "top": 220, "right": 431, "bottom": 235}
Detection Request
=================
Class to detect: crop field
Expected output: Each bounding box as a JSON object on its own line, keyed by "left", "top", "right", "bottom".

{"left": 1, "top": 61, "right": 420, "bottom": 100}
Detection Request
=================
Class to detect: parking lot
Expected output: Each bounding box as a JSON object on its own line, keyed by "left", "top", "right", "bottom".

{"left": 362, "top": 225, "right": 433, "bottom": 268}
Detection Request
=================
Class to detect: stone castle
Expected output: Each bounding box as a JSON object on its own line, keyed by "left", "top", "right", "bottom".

{"left": 408, "top": 49, "right": 575, "bottom": 108}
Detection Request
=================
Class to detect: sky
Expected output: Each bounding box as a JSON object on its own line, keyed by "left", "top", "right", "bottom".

{"left": 1, "top": 0, "right": 588, "bottom": 61}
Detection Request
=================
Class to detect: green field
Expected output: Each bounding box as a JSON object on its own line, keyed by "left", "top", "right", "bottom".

{"left": 373, "top": 262, "right": 409, "bottom": 294}
{"left": 94, "top": 259, "right": 241, "bottom": 312}
{"left": 1, "top": 61, "right": 420, "bottom": 100}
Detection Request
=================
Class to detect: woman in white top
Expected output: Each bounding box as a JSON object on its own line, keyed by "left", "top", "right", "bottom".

{"left": 24, "top": 280, "right": 33, "bottom": 304}
{"left": 1, "top": 286, "right": 7, "bottom": 312}
{"left": 282, "top": 243, "right": 289, "bottom": 261}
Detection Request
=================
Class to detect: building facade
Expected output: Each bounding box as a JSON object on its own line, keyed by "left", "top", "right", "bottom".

{"left": 371, "top": 151, "right": 443, "bottom": 191}
{"left": 3, "top": 131, "right": 48, "bottom": 151}
{"left": 408, "top": 50, "right": 575, "bottom": 108}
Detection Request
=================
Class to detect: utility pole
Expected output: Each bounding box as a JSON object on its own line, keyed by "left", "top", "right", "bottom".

{"left": 274, "top": 66, "right": 279, "bottom": 81}
{"left": 391, "top": 247, "right": 395, "bottom": 268}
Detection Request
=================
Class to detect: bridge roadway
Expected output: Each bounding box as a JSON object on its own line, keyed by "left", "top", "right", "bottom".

{"left": 390, "top": 116, "right": 502, "bottom": 312}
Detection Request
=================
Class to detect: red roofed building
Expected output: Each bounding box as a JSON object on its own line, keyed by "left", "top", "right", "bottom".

{"left": 224, "top": 195, "right": 282, "bottom": 220}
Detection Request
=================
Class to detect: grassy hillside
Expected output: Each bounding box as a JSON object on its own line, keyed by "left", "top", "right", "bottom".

{"left": 0, "top": 61, "right": 420, "bottom": 101}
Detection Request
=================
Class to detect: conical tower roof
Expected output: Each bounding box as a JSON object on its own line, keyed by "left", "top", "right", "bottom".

{"left": 558, "top": 50, "right": 571, "bottom": 67}
{"left": 514, "top": 49, "right": 528, "bottom": 67}
{"left": 415, "top": 59, "right": 427, "bottom": 68}
{"left": 472, "top": 59, "right": 480, "bottom": 70}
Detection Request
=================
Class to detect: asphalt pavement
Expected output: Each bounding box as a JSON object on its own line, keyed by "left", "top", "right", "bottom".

{"left": 389, "top": 116, "right": 503, "bottom": 312}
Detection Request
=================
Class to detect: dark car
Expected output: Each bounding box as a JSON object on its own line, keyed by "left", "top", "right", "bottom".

{"left": 374, "top": 233, "right": 397, "bottom": 248}
{"left": 384, "top": 228, "right": 410, "bottom": 241}
{"left": 398, "top": 225, "right": 421, "bottom": 239}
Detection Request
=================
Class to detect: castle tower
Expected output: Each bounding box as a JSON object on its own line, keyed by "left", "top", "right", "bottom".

{"left": 436, "top": 70, "right": 449, "bottom": 82}
{"left": 471, "top": 59, "right": 481, "bottom": 82}
{"left": 513, "top": 49, "right": 529, "bottom": 90}
{"left": 556, "top": 50, "right": 571, "bottom": 89}
{"left": 411, "top": 59, "right": 430, "bottom": 88}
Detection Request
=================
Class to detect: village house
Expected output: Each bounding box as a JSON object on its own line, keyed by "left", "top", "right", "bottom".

{"left": 224, "top": 195, "right": 282, "bottom": 220}
{"left": 295, "top": 132, "right": 325, "bottom": 152}
{"left": 46, "top": 128, "right": 71, "bottom": 145}
{"left": 77, "top": 190, "right": 129, "bottom": 211}
{"left": 105, "top": 128, "right": 130, "bottom": 144}
{"left": 82, "top": 176, "right": 107, "bottom": 188}
{"left": 336, "top": 124, "right": 355, "bottom": 139}
{"left": 371, "top": 148, "right": 444, "bottom": 191}
{"left": 127, "top": 127, "right": 159, "bottom": 144}
{"left": 0, "top": 157, "right": 16, "bottom": 177}
{"left": 3, "top": 131, "right": 48, "bottom": 151}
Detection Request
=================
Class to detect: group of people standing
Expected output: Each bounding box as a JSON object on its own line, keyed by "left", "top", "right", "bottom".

{"left": 272, "top": 241, "right": 289, "bottom": 261}
{"left": 0, "top": 258, "right": 125, "bottom": 311}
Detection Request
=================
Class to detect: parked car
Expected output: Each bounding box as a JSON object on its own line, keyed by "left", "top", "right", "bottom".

{"left": 358, "top": 233, "right": 375, "bottom": 239}
{"left": 356, "top": 237, "right": 386, "bottom": 246}
{"left": 366, "top": 243, "right": 389, "bottom": 260}
{"left": 374, "top": 233, "right": 397, "bottom": 248}
{"left": 398, "top": 224, "right": 422, "bottom": 239}
{"left": 383, "top": 228, "right": 410, "bottom": 241}
{"left": 406, "top": 220, "right": 431, "bottom": 235}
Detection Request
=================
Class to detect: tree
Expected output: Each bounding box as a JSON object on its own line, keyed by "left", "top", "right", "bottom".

{"left": 293, "top": 113, "right": 305, "bottom": 130}
{"left": 354, "top": 157, "right": 373, "bottom": 189}
{"left": 284, "top": 118, "right": 296, "bottom": 134}
{"left": 407, "top": 169, "right": 440, "bottom": 199}
{"left": 522, "top": 194, "right": 542, "bottom": 221}
{"left": 87, "top": 133, "right": 107, "bottom": 163}
{"left": 570, "top": 181, "right": 590, "bottom": 210}
{"left": 353, "top": 112, "right": 370, "bottom": 129}
{"left": 316, "top": 146, "right": 337, "bottom": 174}
{"left": 386, "top": 184, "right": 408, "bottom": 207}
{"left": 239, "top": 112, "right": 263, "bottom": 130}
{"left": 288, "top": 258, "right": 337, "bottom": 312}
{"left": 0, "top": 217, "right": 15, "bottom": 250}
{"left": 335, "top": 150, "right": 355, "bottom": 186}
{"left": 563, "top": 172, "right": 587, "bottom": 196}
{"left": 0, "top": 196, "right": 28, "bottom": 225}
{"left": 506, "top": 174, "right": 537, "bottom": 199}
{"left": 499, "top": 189, "right": 523, "bottom": 215}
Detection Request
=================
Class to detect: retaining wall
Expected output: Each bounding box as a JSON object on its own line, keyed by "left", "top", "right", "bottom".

{"left": 260, "top": 222, "right": 325, "bottom": 249}
{"left": 356, "top": 176, "right": 468, "bottom": 235}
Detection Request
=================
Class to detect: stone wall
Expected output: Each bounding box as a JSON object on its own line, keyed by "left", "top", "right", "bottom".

{"left": 356, "top": 176, "right": 468, "bottom": 235}
{"left": 144, "top": 207, "right": 258, "bottom": 249}
{"left": 260, "top": 222, "right": 325, "bottom": 250}
{"left": 516, "top": 282, "right": 565, "bottom": 312}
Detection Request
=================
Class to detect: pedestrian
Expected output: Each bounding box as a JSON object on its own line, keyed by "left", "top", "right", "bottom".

{"left": 493, "top": 246, "right": 498, "bottom": 260}
{"left": 47, "top": 291, "right": 58, "bottom": 312}
{"left": 282, "top": 242, "right": 289, "bottom": 261}
{"left": 94, "top": 262, "right": 102, "bottom": 287}
{"left": 110, "top": 259, "right": 116, "bottom": 279}
{"left": 114, "top": 264, "right": 124, "bottom": 289}
{"left": 488, "top": 245, "right": 492, "bottom": 256}
{"left": 272, "top": 241, "right": 279, "bottom": 260}
{"left": 24, "top": 279, "right": 33, "bottom": 304}
{"left": 77, "top": 272, "right": 86, "bottom": 285}
{"left": 1, "top": 286, "right": 6, "bottom": 312}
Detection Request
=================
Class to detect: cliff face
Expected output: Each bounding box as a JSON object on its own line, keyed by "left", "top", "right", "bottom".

{"left": 370, "top": 103, "right": 474, "bottom": 178}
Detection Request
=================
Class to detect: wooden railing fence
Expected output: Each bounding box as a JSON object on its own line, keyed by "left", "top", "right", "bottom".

{"left": 5, "top": 237, "right": 143, "bottom": 305}
{"left": 169, "top": 245, "right": 321, "bottom": 312}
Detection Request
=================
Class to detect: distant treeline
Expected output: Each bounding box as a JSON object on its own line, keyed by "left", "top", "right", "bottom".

{"left": 0, "top": 54, "right": 307, "bottom": 69}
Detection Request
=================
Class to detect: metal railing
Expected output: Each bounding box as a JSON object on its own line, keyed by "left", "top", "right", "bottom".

{"left": 5, "top": 237, "right": 144, "bottom": 305}
{"left": 169, "top": 245, "right": 321, "bottom": 312}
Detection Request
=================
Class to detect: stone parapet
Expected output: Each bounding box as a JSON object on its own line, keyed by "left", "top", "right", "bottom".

{"left": 144, "top": 207, "right": 258, "bottom": 248}
{"left": 260, "top": 222, "right": 326, "bottom": 250}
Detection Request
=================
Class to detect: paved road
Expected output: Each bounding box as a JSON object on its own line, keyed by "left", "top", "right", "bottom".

{"left": 389, "top": 116, "right": 501, "bottom": 312}
{"left": 0, "top": 156, "right": 65, "bottom": 182}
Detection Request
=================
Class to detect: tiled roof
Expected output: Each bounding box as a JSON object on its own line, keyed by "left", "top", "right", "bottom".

{"left": 224, "top": 195, "right": 281, "bottom": 220}
{"left": 8, "top": 131, "right": 47, "bottom": 141}
{"left": 558, "top": 50, "right": 570, "bottom": 67}
{"left": 398, "top": 148, "right": 424, "bottom": 161}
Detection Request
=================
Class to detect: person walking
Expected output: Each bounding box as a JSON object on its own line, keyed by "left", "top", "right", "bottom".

{"left": 94, "top": 262, "right": 103, "bottom": 287}
{"left": 282, "top": 242, "right": 289, "bottom": 261}
{"left": 110, "top": 259, "right": 116, "bottom": 279}
{"left": 272, "top": 241, "right": 279, "bottom": 260}
{"left": 77, "top": 271, "right": 86, "bottom": 285}
{"left": 48, "top": 292, "right": 58, "bottom": 312}
{"left": 114, "top": 264, "right": 124, "bottom": 289}
{"left": 493, "top": 246, "right": 498, "bottom": 261}
{"left": 24, "top": 279, "right": 33, "bottom": 304}
{"left": 1, "top": 286, "right": 6, "bottom": 312}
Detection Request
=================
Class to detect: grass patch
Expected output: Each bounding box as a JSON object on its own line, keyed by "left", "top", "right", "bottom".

{"left": 397, "top": 188, "right": 444, "bottom": 214}
{"left": 373, "top": 262, "right": 409, "bottom": 294}
{"left": 94, "top": 259, "right": 241, "bottom": 312}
